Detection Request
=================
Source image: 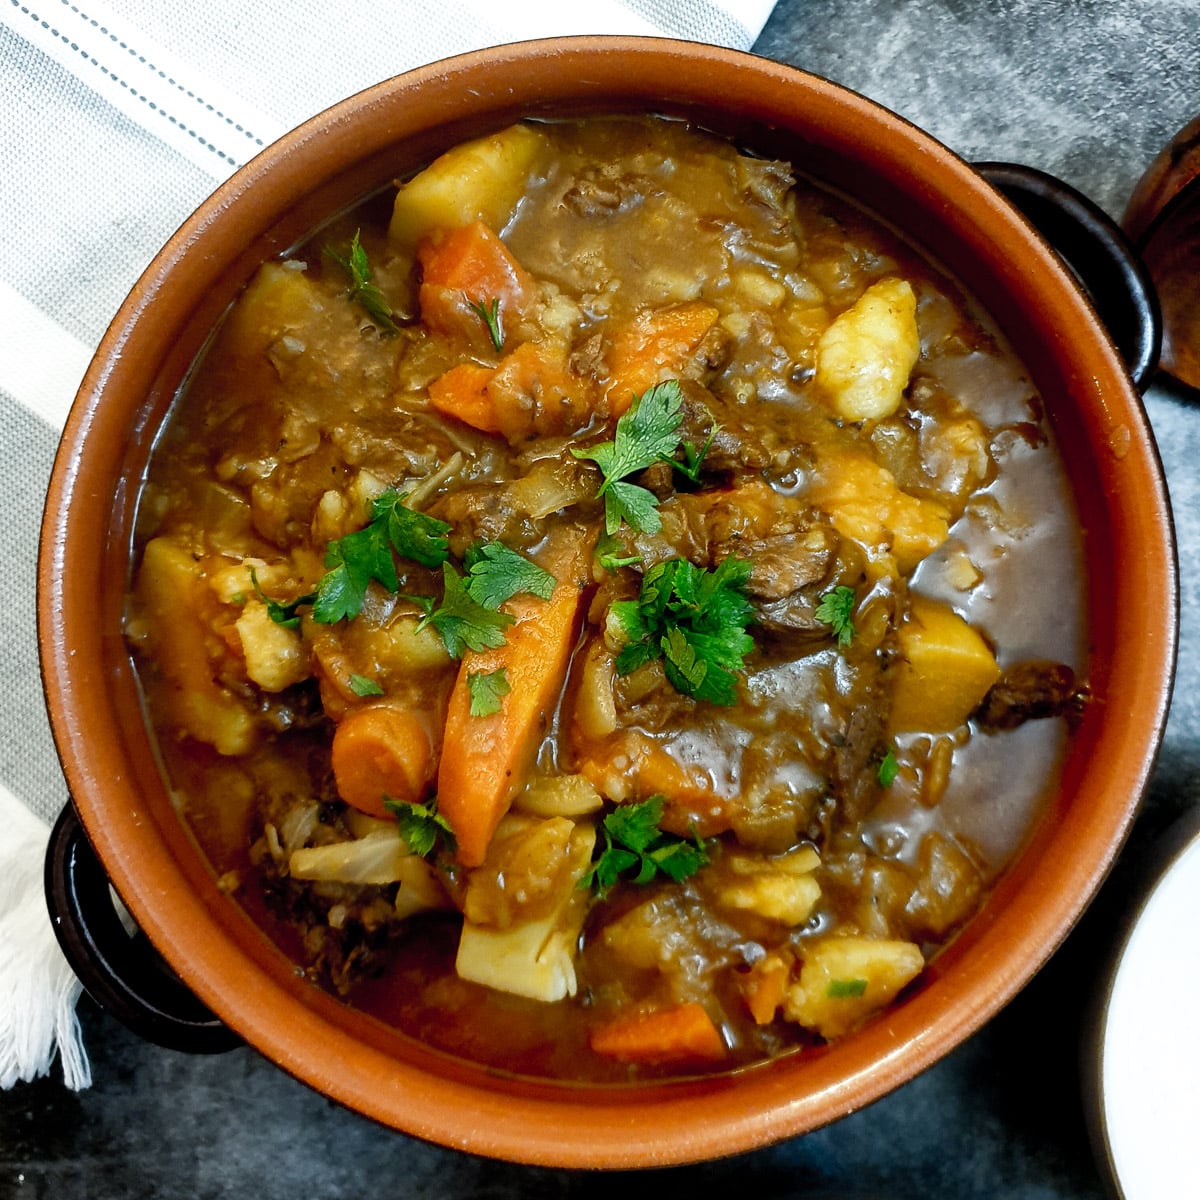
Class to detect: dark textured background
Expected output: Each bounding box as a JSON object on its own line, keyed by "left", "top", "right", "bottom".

{"left": 5, "top": 1, "right": 1199, "bottom": 1196}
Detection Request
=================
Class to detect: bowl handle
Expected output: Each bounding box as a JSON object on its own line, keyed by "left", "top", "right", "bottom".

{"left": 44, "top": 803, "right": 241, "bottom": 1054}
{"left": 976, "top": 162, "right": 1162, "bottom": 392}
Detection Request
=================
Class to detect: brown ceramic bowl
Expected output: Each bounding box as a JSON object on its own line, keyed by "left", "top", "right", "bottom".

{"left": 38, "top": 37, "right": 1177, "bottom": 1167}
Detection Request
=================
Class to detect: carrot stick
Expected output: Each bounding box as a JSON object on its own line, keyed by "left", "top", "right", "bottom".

{"left": 417, "top": 220, "right": 534, "bottom": 343}
{"left": 331, "top": 703, "right": 437, "bottom": 819}
{"left": 427, "top": 362, "right": 503, "bottom": 434}
{"left": 604, "top": 301, "right": 719, "bottom": 415}
{"left": 589, "top": 1002, "right": 728, "bottom": 1066}
{"left": 436, "top": 533, "right": 590, "bottom": 867}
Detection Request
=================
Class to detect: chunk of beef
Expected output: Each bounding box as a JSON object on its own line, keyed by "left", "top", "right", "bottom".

{"left": 972, "top": 661, "right": 1086, "bottom": 731}
{"left": 560, "top": 165, "right": 651, "bottom": 218}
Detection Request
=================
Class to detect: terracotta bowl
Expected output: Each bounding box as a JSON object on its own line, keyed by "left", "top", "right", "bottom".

{"left": 38, "top": 37, "right": 1177, "bottom": 1167}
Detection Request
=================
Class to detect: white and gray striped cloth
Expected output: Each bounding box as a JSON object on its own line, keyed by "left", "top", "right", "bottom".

{"left": 0, "top": 0, "right": 778, "bottom": 1091}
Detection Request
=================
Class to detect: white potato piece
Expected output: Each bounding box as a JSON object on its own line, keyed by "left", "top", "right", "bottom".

{"left": 815, "top": 277, "right": 920, "bottom": 421}
{"left": 783, "top": 935, "right": 925, "bottom": 1040}
{"left": 456, "top": 822, "right": 596, "bottom": 1002}
{"left": 234, "top": 599, "right": 309, "bottom": 692}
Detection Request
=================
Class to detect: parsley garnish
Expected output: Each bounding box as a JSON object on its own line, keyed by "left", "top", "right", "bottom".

{"left": 467, "top": 296, "right": 504, "bottom": 350}
{"left": 608, "top": 556, "right": 755, "bottom": 705}
{"left": 385, "top": 798, "right": 456, "bottom": 859}
{"left": 826, "top": 978, "right": 869, "bottom": 999}
{"left": 815, "top": 585, "right": 857, "bottom": 647}
{"left": 312, "top": 491, "right": 450, "bottom": 625}
{"left": 412, "top": 564, "right": 515, "bottom": 658}
{"left": 572, "top": 380, "right": 685, "bottom": 535}
{"left": 877, "top": 746, "right": 899, "bottom": 788}
{"left": 348, "top": 674, "right": 384, "bottom": 697}
{"left": 462, "top": 541, "right": 555, "bottom": 609}
{"left": 249, "top": 567, "right": 315, "bottom": 631}
{"left": 594, "top": 532, "right": 641, "bottom": 574}
{"left": 579, "top": 795, "right": 710, "bottom": 897}
{"left": 467, "top": 668, "right": 511, "bottom": 716}
{"left": 325, "top": 229, "right": 400, "bottom": 334}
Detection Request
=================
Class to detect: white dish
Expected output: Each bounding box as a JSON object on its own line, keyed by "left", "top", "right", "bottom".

{"left": 1091, "top": 807, "right": 1200, "bottom": 1197}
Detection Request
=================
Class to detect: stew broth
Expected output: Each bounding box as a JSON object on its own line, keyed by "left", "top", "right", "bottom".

{"left": 126, "top": 116, "right": 1086, "bottom": 1081}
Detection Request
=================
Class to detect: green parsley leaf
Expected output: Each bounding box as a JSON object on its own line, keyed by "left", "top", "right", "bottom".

{"left": 579, "top": 795, "right": 711, "bottom": 897}
{"left": 415, "top": 563, "right": 514, "bottom": 658}
{"left": 325, "top": 229, "right": 400, "bottom": 334}
{"left": 376, "top": 490, "right": 451, "bottom": 569}
{"left": 348, "top": 674, "right": 385, "bottom": 697}
{"left": 310, "top": 491, "right": 449, "bottom": 625}
{"left": 594, "top": 533, "right": 641, "bottom": 573}
{"left": 877, "top": 746, "right": 899, "bottom": 788}
{"left": 672, "top": 410, "right": 721, "bottom": 483}
{"left": 467, "top": 668, "right": 511, "bottom": 717}
{"left": 384, "top": 798, "right": 456, "bottom": 859}
{"left": 572, "top": 380, "right": 685, "bottom": 534}
{"left": 463, "top": 541, "right": 556, "bottom": 609}
{"left": 815, "top": 584, "right": 857, "bottom": 647}
{"left": 826, "top": 978, "right": 869, "bottom": 999}
{"left": 467, "top": 296, "right": 504, "bottom": 351}
{"left": 249, "top": 567, "right": 315, "bottom": 631}
{"left": 609, "top": 557, "right": 755, "bottom": 704}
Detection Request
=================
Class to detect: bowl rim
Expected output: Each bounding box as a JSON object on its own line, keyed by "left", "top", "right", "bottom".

{"left": 37, "top": 34, "right": 1179, "bottom": 1167}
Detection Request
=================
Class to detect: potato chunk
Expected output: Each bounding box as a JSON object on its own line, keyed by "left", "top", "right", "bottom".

{"left": 806, "top": 452, "right": 949, "bottom": 573}
{"left": 889, "top": 596, "right": 1001, "bottom": 733}
{"left": 783, "top": 935, "right": 924, "bottom": 1039}
{"left": 234, "top": 599, "right": 309, "bottom": 693}
{"left": 815, "top": 277, "right": 920, "bottom": 421}
{"left": 389, "top": 124, "right": 549, "bottom": 250}
{"left": 455, "top": 818, "right": 596, "bottom": 1003}
{"left": 133, "top": 537, "right": 255, "bottom": 755}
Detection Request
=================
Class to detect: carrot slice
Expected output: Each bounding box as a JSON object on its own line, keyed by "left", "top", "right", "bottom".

{"left": 604, "top": 301, "right": 720, "bottom": 415}
{"left": 331, "top": 703, "right": 436, "bottom": 819}
{"left": 417, "top": 220, "right": 534, "bottom": 343}
{"left": 436, "top": 533, "right": 590, "bottom": 866}
{"left": 589, "top": 1002, "right": 728, "bottom": 1066}
{"left": 427, "top": 362, "right": 503, "bottom": 434}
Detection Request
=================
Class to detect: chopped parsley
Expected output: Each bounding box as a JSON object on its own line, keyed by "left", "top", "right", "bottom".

{"left": 579, "top": 795, "right": 710, "bottom": 897}
{"left": 312, "top": 491, "right": 450, "bottom": 625}
{"left": 608, "top": 556, "right": 756, "bottom": 705}
{"left": 250, "top": 567, "right": 315, "bottom": 631}
{"left": 593, "top": 532, "right": 641, "bottom": 574}
{"left": 385, "top": 798, "right": 456, "bottom": 859}
{"left": 411, "top": 564, "right": 514, "bottom": 658}
{"left": 826, "top": 978, "right": 869, "bottom": 999}
{"left": 467, "top": 667, "right": 511, "bottom": 717}
{"left": 467, "top": 296, "right": 504, "bottom": 350}
{"left": 348, "top": 674, "right": 384, "bottom": 697}
{"left": 815, "top": 585, "right": 857, "bottom": 647}
{"left": 877, "top": 746, "right": 899, "bottom": 788}
{"left": 324, "top": 228, "right": 400, "bottom": 334}
{"left": 572, "top": 380, "right": 685, "bottom": 535}
{"left": 463, "top": 541, "right": 555, "bottom": 609}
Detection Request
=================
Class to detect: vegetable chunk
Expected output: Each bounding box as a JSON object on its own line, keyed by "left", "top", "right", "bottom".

{"left": 589, "top": 1002, "right": 728, "bottom": 1067}
{"left": 888, "top": 596, "right": 1001, "bottom": 733}
{"left": 783, "top": 936, "right": 924, "bottom": 1039}
{"left": 815, "top": 277, "right": 920, "bottom": 421}
{"left": 437, "top": 533, "right": 590, "bottom": 866}
{"left": 389, "top": 123, "right": 549, "bottom": 249}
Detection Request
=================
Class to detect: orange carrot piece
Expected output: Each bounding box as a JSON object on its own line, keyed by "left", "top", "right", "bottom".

{"left": 417, "top": 220, "right": 534, "bottom": 342}
{"left": 427, "top": 362, "right": 504, "bottom": 434}
{"left": 331, "top": 703, "right": 436, "bottom": 819}
{"left": 604, "top": 301, "right": 719, "bottom": 415}
{"left": 573, "top": 728, "right": 731, "bottom": 838}
{"left": 738, "top": 954, "right": 791, "bottom": 1026}
{"left": 437, "top": 534, "right": 590, "bottom": 866}
{"left": 486, "top": 340, "right": 596, "bottom": 440}
{"left": 589, "top": 1002, "right": 728, "bottom": 1066}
